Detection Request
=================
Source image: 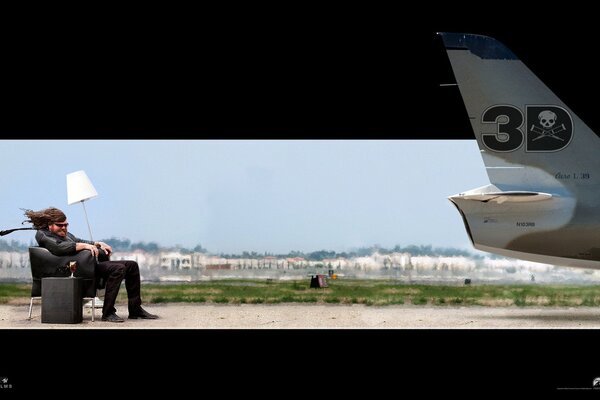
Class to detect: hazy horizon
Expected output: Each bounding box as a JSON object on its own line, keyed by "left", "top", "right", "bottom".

{"left": 0, "top": 140, "right": 489, "bottom": 254}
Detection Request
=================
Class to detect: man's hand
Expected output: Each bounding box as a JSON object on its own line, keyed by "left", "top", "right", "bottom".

{"left": 76, "top": 242, "right": 100, "bottom": 257}
{"left": 96, "top": 241, "right": 113, "bottom": 256}
{"left": 88, "top": 243, "right": 100, "bottom": 257}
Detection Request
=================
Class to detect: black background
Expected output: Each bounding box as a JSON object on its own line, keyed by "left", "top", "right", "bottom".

{"left": 3, "top": 6, "right": 600, "bottom": 395}
{"left": 5, "top": 9, "right": 600, "bottom": 140}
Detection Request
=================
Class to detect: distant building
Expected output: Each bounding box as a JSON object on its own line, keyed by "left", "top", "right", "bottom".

{"left": 206, "top": 264, "right": 232, "bottom": 270}
{"left": 286, "top": 257, "right": 306, "bottom": 269}
{"left": 322, "top": 258, "right": 349, "bottom": 270}
{"left": 409, "top": 256, "right": 476, "bottom": 272}
{"left": 112, "top": 250, "right": 158, "bottom": 270}
{"left": 159, "top": 252, "right": 192, "bottom": 270}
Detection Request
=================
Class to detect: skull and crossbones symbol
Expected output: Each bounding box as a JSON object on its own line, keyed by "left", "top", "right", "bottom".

{"left": 530, "top": 110, "right": 566, "bottom": 141}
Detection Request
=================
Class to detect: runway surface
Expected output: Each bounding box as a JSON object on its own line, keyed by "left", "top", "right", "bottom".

{"left": 2, "top": 303, "right": 600, "bottom": 328}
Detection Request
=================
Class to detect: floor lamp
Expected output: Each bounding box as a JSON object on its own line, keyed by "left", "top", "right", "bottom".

{"left": 67, "top": 170, "right": 103, "bottom": 307}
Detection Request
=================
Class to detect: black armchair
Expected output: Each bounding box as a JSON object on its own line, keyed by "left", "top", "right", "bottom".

{"left": 28, "top": 247, "right": 107, "bottom": 321}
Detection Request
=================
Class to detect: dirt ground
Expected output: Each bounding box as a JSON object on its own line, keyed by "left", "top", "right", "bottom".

{"left": 2, "top": 302, "right": 600, "bottom": 328}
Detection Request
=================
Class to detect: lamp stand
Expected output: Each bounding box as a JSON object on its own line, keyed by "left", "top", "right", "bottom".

{"left": 81, "top": 200, "right": 94, "bottom": 241}
{"left": 80, "top": 199, "right": 103, "bottom": 309}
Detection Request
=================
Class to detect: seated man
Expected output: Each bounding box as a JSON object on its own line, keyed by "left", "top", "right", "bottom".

{"left": 24, "top": 207, "right": 158, "bottom": 323}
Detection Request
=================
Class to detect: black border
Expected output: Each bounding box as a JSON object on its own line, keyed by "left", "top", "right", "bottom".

{"left": 5, "top": 17, "right": 600, "bottom": 140}
{"left": 1, "top": 329, "right": 598, "bottom": 394}
{"left": 3, "top": 9, "right": 600, "bottom": 394}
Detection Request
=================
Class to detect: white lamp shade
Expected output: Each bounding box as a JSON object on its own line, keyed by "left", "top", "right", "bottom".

{"left": 67, "top": 170, "right": 98, "bottom": 205}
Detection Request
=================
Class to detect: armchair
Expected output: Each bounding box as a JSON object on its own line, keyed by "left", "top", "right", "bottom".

{"left": 28, "top": 247, "right": 107, "bottom": 321}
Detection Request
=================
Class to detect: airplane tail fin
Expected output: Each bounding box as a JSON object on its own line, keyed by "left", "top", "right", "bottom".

{"left": 441, "top": 33, "right": 600, "bottom": 267}
{"left": 438, "top": 32, "right": 600, "bottom": 194}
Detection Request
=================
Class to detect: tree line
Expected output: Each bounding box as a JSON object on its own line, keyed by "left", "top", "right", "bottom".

{"left": 0, "top": 238, "right": 482, "bottom": 260}
{"left": 219, "top": 244, "right": 483, "bottom": 261}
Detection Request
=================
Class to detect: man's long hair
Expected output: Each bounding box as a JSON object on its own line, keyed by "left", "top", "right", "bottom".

{"left": 22, "top": 207, "right": 67, "bottom": 230}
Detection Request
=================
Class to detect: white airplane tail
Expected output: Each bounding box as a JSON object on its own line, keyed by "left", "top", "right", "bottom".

{"left": 439, "top": 32, "right": 600, "bottom": 194}
{"left": 440, "top": 33, "right": 600, "bottom": 268}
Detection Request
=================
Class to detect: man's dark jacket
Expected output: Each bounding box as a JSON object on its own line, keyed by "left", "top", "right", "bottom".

{"left": 35, "top": 229, "right": 95, "bottom": 256}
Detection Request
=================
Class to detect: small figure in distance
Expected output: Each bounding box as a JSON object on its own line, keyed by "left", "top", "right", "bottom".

{"left": 24, "top": 207, "right": 158, "bottom": 323}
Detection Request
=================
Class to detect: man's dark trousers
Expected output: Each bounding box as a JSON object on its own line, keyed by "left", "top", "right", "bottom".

{"left": 96, "top": 260, "right": 142, "bottom": 317}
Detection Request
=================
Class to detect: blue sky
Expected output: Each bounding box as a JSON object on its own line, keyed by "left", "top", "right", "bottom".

{"left": 0, "top": 140, "right": 488, "bottom": 254}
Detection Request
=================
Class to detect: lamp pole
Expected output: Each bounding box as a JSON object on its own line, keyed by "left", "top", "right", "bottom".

{"left": 81, "top": 200, "right": 94, "bottom": 241}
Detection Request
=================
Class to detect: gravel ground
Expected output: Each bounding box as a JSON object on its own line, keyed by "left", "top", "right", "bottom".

{"left": 2, "top": 302, "right": 600, "bottom": 328}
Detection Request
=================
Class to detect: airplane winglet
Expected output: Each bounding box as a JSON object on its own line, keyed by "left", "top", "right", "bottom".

{"left": 437, "top": 32, "right": 517, "bottom": 60}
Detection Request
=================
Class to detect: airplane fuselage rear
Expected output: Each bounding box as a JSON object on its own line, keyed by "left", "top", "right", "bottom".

{"left": 450, "top": 188, "right": 600, "bottom": 269}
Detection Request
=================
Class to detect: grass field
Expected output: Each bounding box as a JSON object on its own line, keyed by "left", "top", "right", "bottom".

{"left": 4, "top": 279, "right": 600, "bottom": 307}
